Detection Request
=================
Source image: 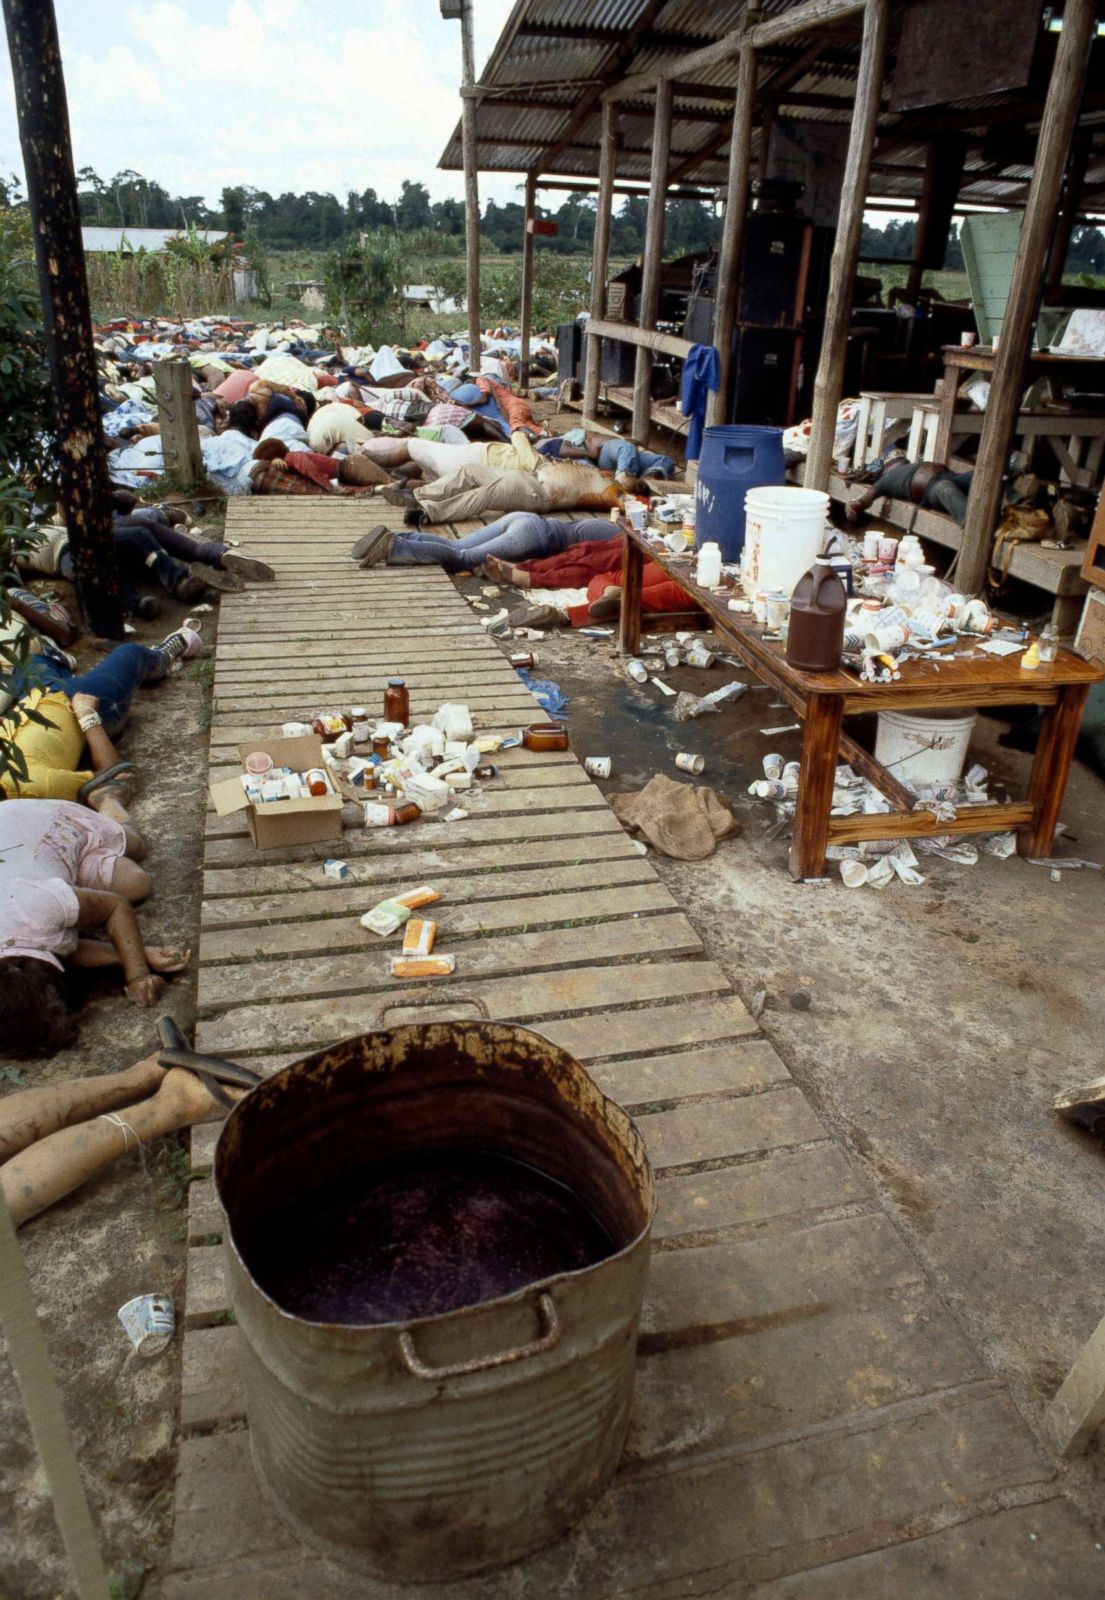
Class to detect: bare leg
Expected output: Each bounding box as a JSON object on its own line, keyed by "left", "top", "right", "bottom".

{"left": 2, "top": 1068, "right": 234, "bottom": 1228}
{"left": 0, "top": 1054, "right": 165, "bottom": 1163}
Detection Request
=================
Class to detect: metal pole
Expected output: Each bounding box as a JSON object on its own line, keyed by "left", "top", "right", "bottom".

{"left": 583, "top": 103, "right": 619, "bottom": 421}
{"left": 2, "top": 0, "right": 123, "bottom": 638}
{"left": 0, "top": 1180, "right": 112, "bottom": 1600}
{"left": 458, "top": 0, "right": 483, "bottom": 374}
{"left": 518, "top": 173, "right": 537, "bottom": 392}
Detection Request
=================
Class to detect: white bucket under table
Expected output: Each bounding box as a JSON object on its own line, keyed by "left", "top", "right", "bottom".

{"left": 874, "top": 708, "right": 977, "bottom": 790}
{"left": 742, "top": 486, "right": 829, "bottom": 598}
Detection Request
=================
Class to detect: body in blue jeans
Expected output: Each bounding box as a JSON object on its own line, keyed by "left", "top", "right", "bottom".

{"left": 22, "top": 643, "right": 169, "bottom": 736}
{"left": 388, "top": 513, "right": 621, "bottom": 574}
{"left": 538, "top": 437, "right": 675, "bottom": 478}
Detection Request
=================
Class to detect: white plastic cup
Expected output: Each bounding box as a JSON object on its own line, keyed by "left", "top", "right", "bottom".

{"left": 960, "top": 331, "right": 977, "bottom": 347}
{"left": 763, "top": 752, "right": 784, "bottom": 779}
{"left": 584, "top": 755, "right": 612, "bottom": 778}
{"left": 840, "top": 859, "right": 868, "bottom": 889}
{"left": 118, "top": 1294, "right": 175, "bottom": 1358}
{"left": 686, "top": 644, "right": 715, "bottom": 668}
{"left": 676, "top": 752, "right": 705, "bottom": 775}
{"left": 866, "top": 623, "right": 909, "bottom": 654}
{"left": 627, "top": 501, "right": 647, "bottom": 532}
{"left": 764, "top": 594, "right": 790, "bottom": 631}
{"left": 626, "top": 659, "right": 649, "bottom": 682}
{"left": 863, "top": 531, "right": 881, "bottom": 561}
{"left": 664, "top": 646, "right": 682, "bottom": 669}
{"left": 877, "top": 535, "right": 898, "bottom": 563}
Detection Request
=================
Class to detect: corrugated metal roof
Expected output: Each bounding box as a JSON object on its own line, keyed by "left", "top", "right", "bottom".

{"left": 440, "top": 0, "right": 1105, "bottom": 211}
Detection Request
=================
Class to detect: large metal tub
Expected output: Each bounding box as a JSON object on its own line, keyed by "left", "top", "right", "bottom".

{"left": 214, "top": 1021, "right": 655, "bottom": 1581}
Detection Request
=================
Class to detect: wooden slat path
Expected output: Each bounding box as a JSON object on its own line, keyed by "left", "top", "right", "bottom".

{"left": 167, "top": 498, "right": 1101, "bottom": 1600}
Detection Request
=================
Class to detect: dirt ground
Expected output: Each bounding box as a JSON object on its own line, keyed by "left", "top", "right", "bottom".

{"left": 0, "top": 567, "right": 215, "bottom": 1600}
{"left": 499, "top": 594, "right": 1105, "bottom": 1542}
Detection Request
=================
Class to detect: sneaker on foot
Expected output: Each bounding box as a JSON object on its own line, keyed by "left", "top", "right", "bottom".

{"left": 588, "top": 585, "right": 622, "bottom": 620}
{"left": 158, "top": 625, "right": 204, "bottom": 663}
{"left": 508, "top": 603, "right": 569, "bottom": 629}
{"left": 222, "top": 551, "right": 276, "bottom": 582}
{"left": 351, "top": 525, "right": 391, "bottom": 562}
{"left": 173, "top": 573, "right": 207, "bottom": 603}
{"left": 189, "top": 560, "right": 243, "bottom": 592}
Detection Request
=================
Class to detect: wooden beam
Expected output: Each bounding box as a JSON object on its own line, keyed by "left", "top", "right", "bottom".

{"left": 707, "top": 36, "right": 758, "bottom": 431}
{"left": 956, "top": 0, "right": 1099, "bottom": 597}
{"left": 583, "top": 104, "right": 619, "bottom": 421}
{"left": 633, "top": 77, "right": 674, "bottom": 442}
{"left": 515, "top": 21, "right": 703, "bottom": 50}
{"left": 905, "top": 142, "right": 938, "bottom": 301}
{"left": 518, "top": 173, "right": 537, "bottom": 392}
{"left": 587, "top": 319, "right": 695, "bottom": 359}
{"left": 1045, "top": 128, "right": 1092, "bottom": 298}
{"left": 805, "top": 0, "right": 890, "bottom": 490}
{"left": 153, "top": 360, "right": 204, "bottom": 488}
{"left": 457, "top": 0, "right": 482, "bottom": 372}
{"left": 539, "top": 180, "right": 716, "bottom": 201}
{"left": 1043, "top": 1310, "right": 1105, "bottom": 1457}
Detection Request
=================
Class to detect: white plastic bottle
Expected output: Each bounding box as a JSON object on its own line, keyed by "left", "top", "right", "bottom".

{"left": 696, "top": 541, "right": 722, "bottom": 588}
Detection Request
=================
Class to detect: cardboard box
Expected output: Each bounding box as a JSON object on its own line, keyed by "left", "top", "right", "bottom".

{"left": 1075, "top": 588, "right": 1105, "bottom": 665}
{"left": 209, "top": 734, "right": 343, "bottom": 851}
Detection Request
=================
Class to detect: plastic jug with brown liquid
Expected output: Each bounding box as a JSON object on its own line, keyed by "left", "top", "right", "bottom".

{"left": 785, "top": 556, "right": 845, "bottom": 672}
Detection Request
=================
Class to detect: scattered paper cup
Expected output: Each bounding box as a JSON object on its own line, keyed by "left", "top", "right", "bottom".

{"left": 763, "top": 752, "right": 784, "bottom": 779}
{"left": 118, "top": 1294, "right": 175, "bottom": 1359}
{"left": 584, "top": 755, "right": 612, "bottom": 778}
{"left": 676, "top": 752, "right": 705, "bottom": 775}
{"left": 840, "top": 859, "right": 868, "bottom": 888}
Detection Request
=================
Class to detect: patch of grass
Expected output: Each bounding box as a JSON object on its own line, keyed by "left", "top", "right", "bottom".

{"left": 153, "top": 1136, "right": 199, "bottom": 1210}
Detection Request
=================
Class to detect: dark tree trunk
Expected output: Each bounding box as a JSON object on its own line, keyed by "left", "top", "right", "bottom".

{"left": 3, "top": 0, "right": 123, "bottom": 637}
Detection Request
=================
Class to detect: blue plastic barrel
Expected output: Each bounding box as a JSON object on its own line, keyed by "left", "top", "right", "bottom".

{"left": 693, "top": 425, "right": 786, "bottom": 562}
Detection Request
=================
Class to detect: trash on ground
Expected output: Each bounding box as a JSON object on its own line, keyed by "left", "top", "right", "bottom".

{"left": 390, "top": 954, "right": 456, "bottom": 979}
{"left": 323, "top": 859, "right": 349, "bottom": 881}
{"left": 673, "top": 681, "right": 747, "bottom": 721}
{"left": 360, "top": 898, "right": 413, "bottom": 937}
{"left": 517, "top": 669, "right": 567, "bottom": 718}
{"left": 118, "top": 1294, "right": 175, "bottom": 1359}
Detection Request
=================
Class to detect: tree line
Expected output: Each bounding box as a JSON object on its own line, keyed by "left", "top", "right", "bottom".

{"left": 67, "top": 166, "right": 721, "bottom": 257}
{"left": 860, "top": 214, "right": 1105, "bottom": 277}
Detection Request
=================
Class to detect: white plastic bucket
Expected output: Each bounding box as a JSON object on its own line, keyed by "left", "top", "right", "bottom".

{"left": 742, "top": 487, "right": 830, "bottom": 598}
{"left": 874, "top": 709, "right": 977, "bottom": 790}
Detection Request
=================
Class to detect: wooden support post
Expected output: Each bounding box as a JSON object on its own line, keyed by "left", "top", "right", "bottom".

{"left": 1044, "top": 1309, "right": 1105, "bottom": 1457}
{"left": 904, "top": 142, "right": 937, "bottom": 303}
{"left": 153, "top": 361, "right": 204, "bottom": 488}
{"left": 457, "top": 0, "right": 482, "bottom": 373}
{"left": 618, "top": 529, "right": 645, "bottom": 656}
{"left": 956, "top": 0, "right": 1097, "bottom": 597}
{"left": 3, "top": 0, "right": 123, "bottom": 639}
{"left": 804, "top": 0, "right": 890, "bottom": 491}
{"left": 0, "top": 1182, "right": 112, "bottom": 1600}
{"left": 707, "top": 37, "right": 757, "bottom": 429}
{"left": 632, "top": 76, "right": 674, "bottom": 443}
{"left": 518, "top": 174, "right": 538, "bottom": 393}
{"left": 1045, "top": 128, "right": 1092, "bottom": 301}
{"left": 583, "top": 103, "right": 618, "bottom": 421}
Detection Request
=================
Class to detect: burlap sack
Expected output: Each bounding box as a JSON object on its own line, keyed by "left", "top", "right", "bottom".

{"left": 610, "top": 772, "right": 741, "bottom": 860}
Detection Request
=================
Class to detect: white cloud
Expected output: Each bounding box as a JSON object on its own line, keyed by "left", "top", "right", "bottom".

{"left": 0, "top": 0, "right": 525, "bottom": 208}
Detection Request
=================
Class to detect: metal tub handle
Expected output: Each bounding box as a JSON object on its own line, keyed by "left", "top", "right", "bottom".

{"left": 374, "top": 992, "right": 490, "bottom": 1027}
{"left": 398, "top": 1292, "right": 561, "bottom": 1380}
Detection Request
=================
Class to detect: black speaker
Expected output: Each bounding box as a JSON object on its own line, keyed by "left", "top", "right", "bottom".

{"left": 582, "top": 336, "right": 637, "bottom": 386}
{"left": 737, "top": 215, "right": 809, "bottom": 325}
{"left": 729, "top": 327, "right": 800, "bottom": 427}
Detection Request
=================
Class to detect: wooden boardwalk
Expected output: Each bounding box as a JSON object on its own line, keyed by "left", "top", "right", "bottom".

{"left": 167, "top": 498, "right": 1103, "bottom": 1599}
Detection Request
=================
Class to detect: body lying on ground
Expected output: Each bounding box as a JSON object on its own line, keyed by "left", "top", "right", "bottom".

{"left": 488, "top": 538, "right": 694, "bottom": 626}
{"left": 352, "top": 512, "right": 625, "bottom": 574}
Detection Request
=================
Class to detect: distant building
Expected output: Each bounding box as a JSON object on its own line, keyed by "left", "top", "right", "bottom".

{"left": 81, "top": 227, "right": 229, "bottom": 255}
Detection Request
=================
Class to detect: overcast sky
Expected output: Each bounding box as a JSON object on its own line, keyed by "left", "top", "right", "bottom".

{"left": 0, "top": 0, "right": 524, "bottom": 210}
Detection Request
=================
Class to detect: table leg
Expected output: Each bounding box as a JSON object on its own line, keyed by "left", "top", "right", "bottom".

{"left": 1018, "top": 683, "right": 1090, "bottom": 858}
{"left": 619, "top": 530, "right": 644, "bottom": 657}
{"left": 788, "top": 693, "right": 844, "bottom": 880}
{"left": 934, "top": 366, "right": 961, "bottom": 464}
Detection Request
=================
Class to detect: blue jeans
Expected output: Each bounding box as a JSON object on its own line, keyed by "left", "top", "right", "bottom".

{"left": 389, "top": 514, "right": 621, "bottom": 574}
{"left": 596, "top": 439, "right": 675, "bottom": 478}
{"left": 58, "top": 524, "right": 189, "bottom": 612}
{"left": 34, "top": 643, "right": 168, "bottom": 737}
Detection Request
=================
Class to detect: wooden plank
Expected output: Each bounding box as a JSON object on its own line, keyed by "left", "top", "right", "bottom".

{"left": 640, "top": 1086, "right": 826, "bottom": 1169}
{"left": 654, "top": 1143, "right": 861, "bottom": 1241}
{"left": 198, "top": 881, "right": 678, "bottom": 962}
{"left": 204, "top": 783, "right": 609, "bottom": 841}
{"left": 544, "top": 994, "right": 757, "bottom": 1060}
{"left": 196, "top": 913, "right": 704, "bottom": 1011}
{"left": 633, "top": 76, "right": 674, "bottom": 442}
{"left": 827, "top": 802, "right": 1033, "bottom": 846}
{"left": 582, "top": 101, "right": 618, "bottom": 420}
{"left": 194, "top": 960, "right": 733, "bottom": 1055}
{"left": 1043, "top": 1308, "right": 1105, "bottom": 1456}
{"left": 202, "top": 830, "right": 649, "bottom": 898}
{"left": 203, "top": 808, "right": 627, "bottom": 866}
{"left": 589, "top": 1037, "right": 792, "bottom": 1107}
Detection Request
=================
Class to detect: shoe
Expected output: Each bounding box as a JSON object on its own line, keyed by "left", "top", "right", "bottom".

{"left": 508, "top": 603, "right": 569, "bottom": 629}
{"left": 403, "top": 507, "right": 428, "bottom": 528}
{"left": 173, "top": 573, "right": 207, "bottom": 603}
{"left": 158, "top": 625, "right": 204, "bottom": 663}
{"left": 588, "top": 585, "right": 622, "bottom": 620}
{"left": 132, "top": 594, "right": 161, "bottom": 620}
{"left": 222, "top": 551, "right": 275, "bottom": 582}
{"left": 189, "top": 560, "right": 244, "bottom": 592}
{"left": 351, "top": 525, "right": 390, "bottom": 561}
{"left": 380, "top": 485, "right": 416, "bottom": 508}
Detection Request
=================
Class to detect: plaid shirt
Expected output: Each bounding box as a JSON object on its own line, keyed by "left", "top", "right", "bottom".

{"left": 426, "top": 402, "right": 472, "bottom": 429}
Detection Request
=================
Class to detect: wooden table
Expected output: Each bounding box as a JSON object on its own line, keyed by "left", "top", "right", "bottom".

{"left": 619, "top": 526, "right": 1105, "bottom": 880}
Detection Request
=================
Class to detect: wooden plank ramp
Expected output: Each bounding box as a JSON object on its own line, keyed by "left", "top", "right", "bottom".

{"left": 167, "top": 498, "right": 1099, "bottom": 1599}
